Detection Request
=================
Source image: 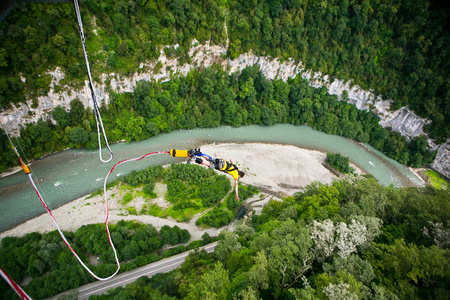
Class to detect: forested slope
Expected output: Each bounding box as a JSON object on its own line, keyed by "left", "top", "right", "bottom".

{"left": 3, "top": 176, "right": 446, "bottom": 299}
{"left": 227, "top": 0, "right": 450, "bottom": 142}
{"left": 1, "top": 0, "right": 448, "bottom": 141}
{"left": 0, "top": 67, "right": 437, "bottom": 173}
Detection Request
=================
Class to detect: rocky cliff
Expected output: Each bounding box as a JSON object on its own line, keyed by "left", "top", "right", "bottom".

{"left": 0, "top": 40, "right": 448, "bottom": 178}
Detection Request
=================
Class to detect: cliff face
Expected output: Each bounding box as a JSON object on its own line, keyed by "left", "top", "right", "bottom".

{"left": 0, "top": 40, "right": 448, "bottom": 177}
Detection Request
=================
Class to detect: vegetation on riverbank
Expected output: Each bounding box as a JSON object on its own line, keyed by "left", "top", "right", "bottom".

{"left": 326, "top": 152, "right": 354, "bottom": 174}
{"left": 0, "top": 66, "right": 437, "bottom": 174}
{"left": 0, "top": 220, "right": 202, "bottom": 299}
{"left": 80, "top": 176, "right": 450, "bottom": 299}
{"left": 425, "top": 169, "right": 449, "bottom": 190}
{"left": 196, "top": 184, "right": 259, "bottom": 228}
{"left": 117, "top": 163, "right": 231, "bottom": 222}
{"left": 1, "top": 0, "right": 448, "bottom": 142}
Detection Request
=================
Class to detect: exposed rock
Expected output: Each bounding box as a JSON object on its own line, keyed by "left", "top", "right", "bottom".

{"left": 0, "top": 40, "right": 448, "bottom": 178}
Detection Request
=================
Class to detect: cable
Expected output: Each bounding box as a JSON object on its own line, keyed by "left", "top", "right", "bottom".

{"left": 73, "top": 0, "right": 113, "bottom": 163}
{"left": 0, "top": 267, "right": 32, "bottom": 300}
{"left": 1, "top": 117, "right": 120, "bottom": 281}
{"left": 28, "top": 172, "right": 120, "bottom": 281}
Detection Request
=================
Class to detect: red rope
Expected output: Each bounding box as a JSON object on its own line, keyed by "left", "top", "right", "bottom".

{"left": 25, "top": 150, "right": 170, "bottom": 281}
{"left": 0, "top": 267, "right": 31, "bottom": 300}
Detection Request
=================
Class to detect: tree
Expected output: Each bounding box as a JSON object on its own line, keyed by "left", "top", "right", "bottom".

{"left": 366, "top": 239, "right": 449, "bottom": 299}
{"left": 266, "top": 220, "right": 313, "bottom": 296}
{"left": 323, "top": 255, "right": 375, "bottom": 286}
{"left": 215, "top": 231, "right": 242, "bottom": 264}
{"left": 29, "top": 120, "right": 53, "bottom": 144}
{"left": 244, "top": 251, "right": 269, "bottom": 293}
{"left": 70, "top": 99, "right": 85, "bottom": 126}
{"left": 238, "top": 78, "right": 257, "bottom": 105}
{"left": 186, "top": 262, "right": 230, "bottom": 300}
{"left": 0, "top": 48, "right": 8, "bottom": 67}
{"left": 52, "top": 106, "right": 71, "bottom": 127}
{"left": 69, "top": 127, "right": 89, "bottom": 147}
{"left": 310, "top": 217, "right": 382, "bottom": 261}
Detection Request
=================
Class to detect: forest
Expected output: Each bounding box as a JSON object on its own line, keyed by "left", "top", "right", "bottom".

{"left": 2, "top": 176, "right": 448, "bottom": 299}
{"left": 120, "top": 163, "right": 232, "bottom": 221}
{"left": 0, "top": 0, "right": 449, "bottom": 299}
{"left": 0, "top": 0, "right": 448, "bottom": 142}
{"left": 89, "top": 177, "right": 450, "bottom": 299}
{"left": 0, "top": 66, "right": 437, "bottom": 174}
{"left": 0, "top": 219, "right": 207, "bottom": 299}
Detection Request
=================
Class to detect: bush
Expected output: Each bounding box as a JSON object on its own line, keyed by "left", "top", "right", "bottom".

{"left": 160, "top": 225, "right": 191, "bottom": 245}
{"left": 326, "top": 153, "right": 354, "bottom": 174}
{"left": 143, "top": 182, "right": 156, "bottom": 197}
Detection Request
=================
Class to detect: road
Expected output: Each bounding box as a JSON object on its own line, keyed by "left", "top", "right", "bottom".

{"left": 48, "top": 241, "right": 218, "bottom": 300}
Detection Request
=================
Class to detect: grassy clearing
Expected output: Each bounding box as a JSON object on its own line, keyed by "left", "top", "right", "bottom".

{"left": 121, "top": 192, "right": 134, "bottom": 205}
{"left": 425, "top": 170, "right": 449, "bottom": 189}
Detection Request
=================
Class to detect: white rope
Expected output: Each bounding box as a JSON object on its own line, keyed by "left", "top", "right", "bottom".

{"left": 0, "top": 267, "right": 32, "bottom": 300}
{"left": 73, "top": 0, "right": 113, "bottom": 163}
{"left": 28, "top": 173, "right": 120, "bottom": 281}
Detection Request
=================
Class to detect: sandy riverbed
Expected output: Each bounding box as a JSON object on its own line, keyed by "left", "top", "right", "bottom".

{"left": 0, "top": 143, "right": 356, "bottom": 241}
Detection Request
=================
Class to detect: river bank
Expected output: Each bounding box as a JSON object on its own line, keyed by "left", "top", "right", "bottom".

{"left": 0, "top": 143, "right": 356, "bottom": 241}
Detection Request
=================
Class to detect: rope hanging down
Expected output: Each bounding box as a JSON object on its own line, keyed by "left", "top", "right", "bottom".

{"left": 24, "top": 150, "right": 172, "bottom": 280}
{"left": 0, "top": 117, "right": 121, "bottom": 281}
{"left": 73, "top": 0, "right": 113, "bottom": 163}
{"left": 28, "top": 170, "right": 121, "bottom": 281}
{"left": 0, "top": 267, "right": 32, "bottom": 300}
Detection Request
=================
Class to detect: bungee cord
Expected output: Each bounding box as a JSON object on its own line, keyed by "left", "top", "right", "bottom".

{"left": 0, "top": 267, "right": 32, "bottom": 300}
{"left": 0, "top": 119, "right": 121, "bottom": 281}
{"left": 28, "top": 170, "right": 121, "bottom": 281}
{"left": 73, "top": 0, "right": 113, "bottom": 163}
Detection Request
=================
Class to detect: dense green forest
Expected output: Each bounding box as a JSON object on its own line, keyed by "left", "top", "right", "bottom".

{"left": 93, "top": 177, "right": 450, "bottom": 299}
{"left": 0, "top": 66, "right": 437, "bottom": 174}
{"left": 0, "top": 0, "right": 448, "bottom": 142}
{"left": 0, "top": 220, "right": 205, "bottom": 299}
{"left": 4, "top": 176, "right": 445, "bottom": 299}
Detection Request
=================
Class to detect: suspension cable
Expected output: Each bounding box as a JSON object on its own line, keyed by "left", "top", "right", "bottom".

{"left": 73, "top": 0, "right": 113, "bottom": 163}
{"left": 0, "top": 116, "right": 122, "bottom": 281}
{"left": 0, "top": 267, "right": 32, "bottom": 300}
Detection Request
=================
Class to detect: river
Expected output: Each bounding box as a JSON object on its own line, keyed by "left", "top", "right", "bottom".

{"left": 0, "top": 124, "right": 423, "bottom": 232}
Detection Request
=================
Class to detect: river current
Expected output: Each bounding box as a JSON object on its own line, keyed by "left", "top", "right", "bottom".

{"left": 0, "top": 124, "right": 423, "bottom": 232}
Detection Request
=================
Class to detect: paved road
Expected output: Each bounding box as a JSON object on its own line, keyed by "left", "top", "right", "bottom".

{"left": 49, "top": 242, "right": 218, "bottom": 300}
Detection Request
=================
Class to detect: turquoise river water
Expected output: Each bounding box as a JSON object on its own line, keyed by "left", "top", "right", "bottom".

{"left": 0, "top": 124, "right": 423, "bottom": 232}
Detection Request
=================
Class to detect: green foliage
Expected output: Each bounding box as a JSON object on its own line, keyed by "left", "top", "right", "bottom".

{"left": 89, "top": 275, "right": 176, "bottom": 300}
{"left": 121, "top": 192, "right": 133, "bottom": 205}
{"left": 35, "top": 176, "right": 446, "bottom": 300}
{"left": 227, "top": 0, "right": 450, "bottom": 142}
{"left": 4, "top": 177, "right": 446, "bottom": 299}
{"left": 196, "top": 206, "right": 236, "bottom": 229}
{"left": 425, "top": 170, "right": 449, "bottom": 190}
{"left": 196, "top": 184, "right": 258, "bottom": 228}
{"left": 0, "top": 66, "right": 437, "bottom": 173}
{"left": 0, "top": 0, "right": 446, "bottom": 173}
{"left": 122, "top": 163, "right": 233, "bottom": 222}
{"left": 327, "top": 152, "right": 354, "bottom": 174}
{"left": 0, "top": 219, "right": 207, "bottom": 298}
{"left": 159, "top": 225, "right": 190, "bottom": 245}
{"left": 143, "top": 182, "right": 157, "bottom": 197}
{"left": 365, "top": 239, "right": 449, "bottom": 299}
